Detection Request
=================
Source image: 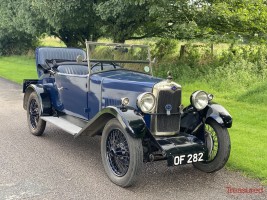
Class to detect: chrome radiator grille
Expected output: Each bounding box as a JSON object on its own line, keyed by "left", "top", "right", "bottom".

{"left": 151, "top": 80, "right": 182, "bottom": 136}
{"left": 156, "top": 90, "right": 181, "bottom": 132}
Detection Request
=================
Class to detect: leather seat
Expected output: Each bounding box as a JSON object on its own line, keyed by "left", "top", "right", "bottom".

{"left": 36, "top": 47, "right": 86, "bottom": 77}
{"left": 57, "top": 65, "right": 88, "bottom": 75}
{"left": 36, "top": 47, "right": 86, "bottom": 66}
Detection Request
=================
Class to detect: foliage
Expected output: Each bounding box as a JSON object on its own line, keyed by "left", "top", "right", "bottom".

{"left": 39, "top": 36, "right": 66, "bottom": 47}
{"left": 154, "top": 42, "right": 267, "bottom": 99}
{"left": 127, "top": 0, "right": 206, "bottom": 39}
{"left": 0, "top": 29, "right": 38, "bottom": 56}
{"left": 32, "top": 0, "right": 102, "bottom": 47}
{"left": 203, "top": 0, "right": 267, "bottom": 42}
{"left": 2, "top": 0, "right": 267, "bottom": 52}
{"left": 150, "top": 39, "right": 178, "bottom": 59}
{"left": 94, "top": 0, "right": 161, "bottom": 43}
{"left": 0, "top": 0, "right": 41, "bottom": 55}
{"left": 130, "top": 0, "right": 267, "bottom": 42}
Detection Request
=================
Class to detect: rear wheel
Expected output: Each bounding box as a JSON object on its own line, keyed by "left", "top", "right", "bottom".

{"left": 101, "top": 119, "right": 143, "bottom": 187}
{"left": 193, "top": 119, "right": 231, "bottom": 172}
{"left": 27, "top": 92, "right": 46, "bottom": 136}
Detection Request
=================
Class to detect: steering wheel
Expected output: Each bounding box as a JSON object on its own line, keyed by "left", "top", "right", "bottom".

{"left": 91, "top": 62, "right": 117, "bottom": 71}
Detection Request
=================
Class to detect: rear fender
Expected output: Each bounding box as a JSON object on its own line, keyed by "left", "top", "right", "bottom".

{"left": 23, "top": 84, "right": 52, "bottom": 115}
{"left": 76, "top": 106, "right": 147, "bottom": 138}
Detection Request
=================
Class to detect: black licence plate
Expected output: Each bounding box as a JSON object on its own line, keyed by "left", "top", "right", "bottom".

{"left": 167, "top": 152, "right": 205, "bottom": 166}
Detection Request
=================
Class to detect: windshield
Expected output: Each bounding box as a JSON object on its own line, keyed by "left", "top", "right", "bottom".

{"left": 86, "top": 41, "right": 153, "bottom": 75}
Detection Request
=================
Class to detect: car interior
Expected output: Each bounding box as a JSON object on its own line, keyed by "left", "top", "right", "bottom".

{"left": 36, "top": 47, "right": 121, "bottom": 76}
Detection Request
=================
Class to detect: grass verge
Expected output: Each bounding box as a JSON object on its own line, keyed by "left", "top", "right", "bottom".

{"left": 0, "top": 56, "right": 37, "bottom": 84}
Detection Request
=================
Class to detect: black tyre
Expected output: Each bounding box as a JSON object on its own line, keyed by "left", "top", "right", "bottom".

{"left": 193, "top": 119, "right": 231, "bottom": 172}
{"left": 101, "top": 119, "right": 143, "bottom": 187}
{"left": 27, "top": 92, "right": 46, "bottom": 136}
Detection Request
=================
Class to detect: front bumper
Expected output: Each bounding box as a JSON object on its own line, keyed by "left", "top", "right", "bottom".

{"left": 155, "top": 133, "right": 208, "bottom": 166}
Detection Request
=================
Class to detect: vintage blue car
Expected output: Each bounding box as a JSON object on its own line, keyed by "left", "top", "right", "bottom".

{"left": 23, "top": 41, "right": 232, "bottom": 187}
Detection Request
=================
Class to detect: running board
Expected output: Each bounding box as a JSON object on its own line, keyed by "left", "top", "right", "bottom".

{"left": 41, "top": 116, "right": 82, "bottom": 136}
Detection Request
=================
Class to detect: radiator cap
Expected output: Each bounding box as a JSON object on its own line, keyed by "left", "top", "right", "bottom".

{"left": 167, "top": 71, "right": 173, "bottom": 81}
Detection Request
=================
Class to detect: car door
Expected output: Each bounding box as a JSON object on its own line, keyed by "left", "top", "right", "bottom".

{"left": 55, "top": 73, "right": 89, "bottom": 120}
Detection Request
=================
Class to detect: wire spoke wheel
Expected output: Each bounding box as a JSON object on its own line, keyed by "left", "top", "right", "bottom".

{"left": 106, "top": 129, "right": 130, "bottom": 176}
{"left": 193, "top": 119, "right": 230, "bottom": 173}
{"left": 101, "top": 119, "right": 143, "bottom": 187}
{"left": 205, "top": 123, "right": 219, "bottom": 162}
{"left": 29, "top": 99, "right": 39, "bottom": 129}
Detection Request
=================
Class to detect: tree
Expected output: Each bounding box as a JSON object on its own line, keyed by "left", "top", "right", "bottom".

{"left": 31, "top": 0, "right": 102, "bottom": 47}
{"left": 202, "top": 0, "right": 267, "bottom": 41}
{"left": 127, "top": 0, "right": 209, "bottom": 40}
{"left": 0, "top": 0, "right": 42, "bottom": 55}
{"left": 2, "top": 0, "right": 267, "bottom": 55}
{"left": 130, "top": 0, "right": 267, "bottom": 42}
{"left": 94, "top": 0, "right": 162, "bottom": 43}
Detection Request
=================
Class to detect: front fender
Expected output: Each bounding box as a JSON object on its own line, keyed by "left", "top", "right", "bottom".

{"left": 76, "top": 106, "right": 147, "bottom": 138}
{"left": 205, "top": 103, "right": 232, "bottom": 128}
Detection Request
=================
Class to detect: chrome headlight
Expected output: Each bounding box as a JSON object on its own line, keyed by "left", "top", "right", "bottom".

{"left": 137, "top": 92, "right": 156, "bottom": 113}
{"left": 190, "top": 90, "right": 209, "bottom": 110}
{"left": 121, "top": 97, "right": 129, "bottom": 106}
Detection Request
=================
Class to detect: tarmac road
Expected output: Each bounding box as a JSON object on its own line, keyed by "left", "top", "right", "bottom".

{"left": 0, "top": 77, "right": 266, "bottom": 200}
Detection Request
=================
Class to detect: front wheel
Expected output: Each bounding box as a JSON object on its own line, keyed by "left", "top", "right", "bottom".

{"left": 101, "top": 119, "right": 143, "bottom": 187}
{"left": 193, "top": 119, "right": 231, "bottom": 172}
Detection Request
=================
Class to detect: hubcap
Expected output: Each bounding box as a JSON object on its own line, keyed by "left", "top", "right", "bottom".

{"left": 106, "top": 129, "right": 130, "bottom": 177}
{"left": 29, "top": 99, "right": 39, "bottom": 129}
